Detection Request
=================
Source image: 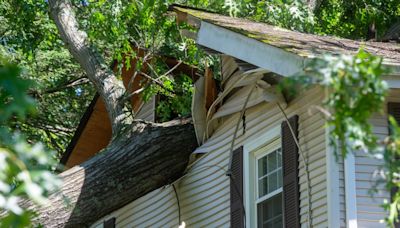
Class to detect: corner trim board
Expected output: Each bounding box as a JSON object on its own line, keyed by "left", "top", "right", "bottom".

{"left": 344, "top": 152, "right": 358, "bottom": 228}
{"left": 325, "top": 126, "right": 341, "bottom": 227}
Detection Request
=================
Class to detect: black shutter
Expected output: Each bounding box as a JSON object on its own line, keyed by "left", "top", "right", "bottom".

{"left": 388, "top": 102, "right": 400, "bottom": 133}
{"left": 230, "top": 146, "right": 244, "bottom": 228}
{"left": 281, "top": 115, "right": 300, "bottom": 228}
{"left": 388, "top": 103, "right": 400, "bottom": 228}
{"left": 103, "top": 217, "right": 116, "bottom": 228}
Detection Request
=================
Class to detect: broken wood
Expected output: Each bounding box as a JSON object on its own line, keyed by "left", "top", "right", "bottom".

{"left": 204, "top": 67, "right": 217, "bottom": 110}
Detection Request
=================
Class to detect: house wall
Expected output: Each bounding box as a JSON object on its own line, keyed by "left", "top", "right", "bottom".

{"left": 352, "top": 89, "right": 400, "bottom": 227}
{"left": 90, "top": 85, "right": 329, "bottom": 228}
{"left": 186, "top": 87, "right": 330, "bottom": 228}
{"left": 91, "top": 187, "right": 179, "bottom": 227}
{"left": 333, "top": 89, "right": 400, "bottom": 228}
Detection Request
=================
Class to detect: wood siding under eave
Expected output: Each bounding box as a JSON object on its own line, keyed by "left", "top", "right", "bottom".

{"left": 63, "top": 96, "right": 155, "bottom": 168}
{"left": 90, "top": 86, "right": 329, "bottom": 228}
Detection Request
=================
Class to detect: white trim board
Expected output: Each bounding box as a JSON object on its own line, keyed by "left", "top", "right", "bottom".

{"left": 383, "top": 75, "right": 400, "bottom": 89}
{"left": 325, "top": 127, "right": 341, "bottom": 228}
{"left": 197, "top": 21, "right": 306, "bottom": 77}
{"left": 344, "top": 153, "right": 358, "bottom": 228}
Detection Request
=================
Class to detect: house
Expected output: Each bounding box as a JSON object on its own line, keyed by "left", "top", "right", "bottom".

{"left": 64, "top": 5, "right": 400, "bottom": 228}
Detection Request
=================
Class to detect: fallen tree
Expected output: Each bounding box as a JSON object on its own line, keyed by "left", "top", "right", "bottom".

{"left": 21, "top": 0, "right": 198, "bottom": 227}
{"left": 29, "top": 119, "right": 197, "bottom": 227}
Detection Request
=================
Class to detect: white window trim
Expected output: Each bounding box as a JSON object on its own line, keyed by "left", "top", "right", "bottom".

{"left": 244, "top": 124, "right": 281, "bottom": 228}
{"left": 325, "top": 126, "right": 342, "bottom": 228}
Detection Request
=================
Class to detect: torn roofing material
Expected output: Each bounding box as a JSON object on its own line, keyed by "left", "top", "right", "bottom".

{"left": 170, "top": 4, "right": 400, "bottom": 67}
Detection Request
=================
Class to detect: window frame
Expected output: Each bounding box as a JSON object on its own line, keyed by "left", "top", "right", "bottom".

{"left": 244, "top": 124, "right": 282, "bottom": 228}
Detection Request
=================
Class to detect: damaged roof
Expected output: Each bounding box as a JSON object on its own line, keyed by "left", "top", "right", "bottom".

{"left": 170, "top": 5, "right": 400, "bottom": 68}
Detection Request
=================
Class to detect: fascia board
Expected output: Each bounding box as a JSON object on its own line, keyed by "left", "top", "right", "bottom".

{"left": 197, "top": 21, "right": 305, "bottom": 77}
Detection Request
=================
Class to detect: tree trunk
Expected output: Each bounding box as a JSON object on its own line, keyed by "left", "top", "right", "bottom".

{"left": 28, "top": 119, "right": 197, "bottom": 227}
{"left": 48, "top": 0, "right": 130, "bottom": 136}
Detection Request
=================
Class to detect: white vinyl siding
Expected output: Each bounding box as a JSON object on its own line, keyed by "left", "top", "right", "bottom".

{"left": 91, "top": 187, "right": 179, "bottom": 228}
{"left": 354, "top": 89, "right": 400, "bottom": 227}
{"left": 90, "top": 86, "right": 328, "bottom": 228}
{"left": 179, "top": 86, "right": 328, "bottom": 227}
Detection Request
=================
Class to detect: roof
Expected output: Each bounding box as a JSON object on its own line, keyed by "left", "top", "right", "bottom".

{"left": 171, "top": 5, "right": 400, "bottom": 72}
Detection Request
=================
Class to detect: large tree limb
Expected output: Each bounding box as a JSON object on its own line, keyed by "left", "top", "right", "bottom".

{"left": 48, "top": 0, "right": 130, "bottom": 135}
{"left": 29, "top": 119, "right": 197, "bottom": 227}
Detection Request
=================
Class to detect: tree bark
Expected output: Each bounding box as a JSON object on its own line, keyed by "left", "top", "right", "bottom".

{"left": 29, "top": 119, "right": 197, "bottom": 227}
{"left": 48, "top": 0, "right": 130, "bottom": 136}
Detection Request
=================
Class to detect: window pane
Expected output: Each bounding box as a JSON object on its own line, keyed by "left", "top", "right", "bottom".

{"left": 257, "top": 193, "right": 283, "bottom": 228}
{"left": 277, "top": 169, "right": 282, "bottom": 188}
{"left": 258, "top": 148, "right": 283, "bottom": 197}
{"left": 258, "top": 156, "right": 268, "bottom": 177}
{"left": 258, "top": 177, "right": 268, "bottom": 197}
{"left": 277, "top": 149, "right": 282, "bottom": 167}
{"left": 268, "top": 172, "right": 278, "bottom": 193}
{"left": 267, "top": 152, "right": 277, "bottom": 172}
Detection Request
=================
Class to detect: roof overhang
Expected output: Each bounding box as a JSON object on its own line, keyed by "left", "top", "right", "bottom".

{"left": 197, "top": 21, "right": 305, "bottom": 77}
{"left": 196, "top": 21, "right": 400, "bottom": 87}
{"left": 170, "top": 5, "right": 400, "bottom": 87}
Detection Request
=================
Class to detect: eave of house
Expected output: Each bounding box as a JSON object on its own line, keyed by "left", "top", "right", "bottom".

{"left": 197, "top": 21, "right": 305, "bottom": 77}
{"left": 170, "top": 5, "right": 400, "bottom": 86}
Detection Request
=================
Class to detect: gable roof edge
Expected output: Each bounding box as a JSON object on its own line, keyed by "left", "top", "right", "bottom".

{"left": 59, "top": 94, "right": 99, "bottom": 168}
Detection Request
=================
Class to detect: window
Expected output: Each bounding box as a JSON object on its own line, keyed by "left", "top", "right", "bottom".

{"left": 256, "top": 147, "right": 283, "bottom": 228}
{"left": 244, "top": 117, "right": 300, "bottom": 228}
{"left": 244, "top": 131, "right": 283, "bottom": 228}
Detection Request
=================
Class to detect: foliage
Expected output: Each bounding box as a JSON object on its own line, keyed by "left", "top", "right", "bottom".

{"left": 383, "top": 117, "right": 400, "bottom": 226}
{"left": 0, "top": 63, "right": 35, "bottom": 122}
{"left": 314, "top": 0, "right": 400, "bottom": 40}
{"left": 239, "top": 0, "right": 314, "bottom": 32}
{"left": 0, "top": 61, "right": 61, "bottom": 227}
{"left": 155, "top": 74, "right": 194, "bottom": 121}
{"left": 231, "top": 0, "right": 400, "bottom": 39}
{"left": 312, "top": 50, "right": 387, "bottom": 158}
{"left": 1, "top": 1, "right": 95, "bottom": 158}
{"left": 280, "top": 50, "right": 400, "bottom": 225}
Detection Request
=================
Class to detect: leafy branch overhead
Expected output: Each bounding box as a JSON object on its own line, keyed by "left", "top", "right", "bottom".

{"left": 0, "top": 62, "right": 60, "bottom": 227}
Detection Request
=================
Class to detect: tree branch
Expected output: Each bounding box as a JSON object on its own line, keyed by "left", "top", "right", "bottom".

{"left": 43, "top": 76, "right": 89, "bottom": 94}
